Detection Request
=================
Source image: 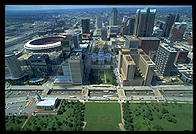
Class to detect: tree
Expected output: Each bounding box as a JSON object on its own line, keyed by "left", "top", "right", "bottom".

{"left": 162, "top": 108, "right": 169, "bottom": 114}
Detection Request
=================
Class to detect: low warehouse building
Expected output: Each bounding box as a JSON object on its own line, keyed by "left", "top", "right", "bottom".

{"left": 36, "top": 97, "right": 59, "bottom": 110}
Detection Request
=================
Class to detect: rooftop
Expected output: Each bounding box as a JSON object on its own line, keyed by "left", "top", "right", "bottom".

{"left": 36, "top": 97, "right": 58, "bottom": 107}
{"left": 138, "top": 37, "right": 160, "bottom": 41}
{"left": 123, "top": 55, "right": 136, "bottom": 65}
{"left": 161, "top": 43, "right": 177, "bottom": 52}
{"left": 125, "top": 35, "right": 139, "bottom": 40}
{"left": 70, "top": 52, "right": 82, "bottom": 60}
{"left": 18, "top": 53, "right": 33, "bottom": 60}
{"left": 28, "top": 54, "right": 49, "bottom": 61}
{"left": 175, "top": 22, "right": 187, "bottom": 25}
{"left": 121, "top": 48, "right": 130, "bottom": 53}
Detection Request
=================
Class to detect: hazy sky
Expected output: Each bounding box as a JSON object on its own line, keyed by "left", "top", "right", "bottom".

{"left": 6, "top": 5, "right": 192, "bottom": 11}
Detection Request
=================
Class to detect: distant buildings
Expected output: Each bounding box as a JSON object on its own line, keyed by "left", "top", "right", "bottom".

{"left": 134, "top": 8, "right": 156, "bottom": 37}
{"left": 81, "top": 19, "right": 90, "bottom": 34}
{"left": 5, "top": 52, "right": 24, "bottom": 80}
{"left": 118, "top": 48, "right": 155, "bottom": 86}
{"left": 110, "top": 8, "right": 118, "bottom": 26}
{"left": 91, "top": 47, "right": 112, "bottom": 65}
{"left": 169, "top": 22, "right": 187, "bottom": 42}
{"left": 155, "top": 43, "right": 177, "bottom": 76}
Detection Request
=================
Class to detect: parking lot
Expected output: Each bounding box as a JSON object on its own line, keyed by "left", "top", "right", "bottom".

{"left": 5, "top": 99, "right": 36, "bottom": 116}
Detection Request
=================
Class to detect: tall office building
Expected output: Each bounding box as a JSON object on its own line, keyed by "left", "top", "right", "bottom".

{"left": 5, "top": 52, "right": 24, "bottom": 79}
{"left": 73, "top": 34, "right": 80, "bottom": 49}
{"left": 101, "top": 27, "right": 107, "bottom": 41}
{"left": 174, "top": 48, "right": 189, "bottom": 64}
{"left": 129, "top": 17, "right": 136, "bottom": 35}
{"left": 162, "top": 14, "right": 175, "bottom": 37}
{"left": 138, "top": 53, "right": 155, "bottom": 85}
{"left": 122, "top": 17, "right": 135, "bottom": 35}
{"left": 174, "top": 14, "right": 180, "bottom": 22}
{"left": 169, "top": 22, "right": 187, "bottom": 42}
{"left": 96, "top": 17, "right": 102, "bottom": 29}
{"left": 134, "top": 8, "right": 156, "bottom": 37}
{"left": 110, "top": 8, "right": 118, "bottom": 26}
{"left": 69, "top": 52, "right": 84, "bottom": 84}
{"left": 155, "top": 43, "right": 177, "bottom": 76}
{"left": 81, "top": 19, "right": 90, "bottom": 34}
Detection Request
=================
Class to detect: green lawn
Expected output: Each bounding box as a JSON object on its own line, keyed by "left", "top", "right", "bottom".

{"left": 89, "top": 69, "right": 116, "bottom": 85}
{"left": 84, "top": 102, "right": 121, "bottom": 131}
{"left": 125, "top": 102, "right": 193, "bottom": 131}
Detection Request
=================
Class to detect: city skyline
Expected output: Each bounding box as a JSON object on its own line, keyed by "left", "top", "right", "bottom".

{"left": 6, "top": 5, "right": 192, "bottom": 11}
{"left": 5, "top": 5, "right": 193, "bottom": 131}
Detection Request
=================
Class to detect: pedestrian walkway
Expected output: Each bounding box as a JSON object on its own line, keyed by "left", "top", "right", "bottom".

{"left": 119, "top": 102, "right": 126, "bottom": 131}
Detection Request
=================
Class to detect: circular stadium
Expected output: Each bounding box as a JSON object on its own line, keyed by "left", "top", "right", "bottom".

{"left": 24, "top": 36, "right": 65, "bottom": 52}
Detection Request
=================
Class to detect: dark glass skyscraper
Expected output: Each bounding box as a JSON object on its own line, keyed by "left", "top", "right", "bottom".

{"left": 163, "top": 14, "right": 175, "bottom": 37}
{"left": 81, "top": 19, "right": 90, "bottom": 34}
{"left": 134, "top": 8, "right": 156, "bottom": 37}
{"left": 110, "top": 8, "right": 118, "bottom": 26}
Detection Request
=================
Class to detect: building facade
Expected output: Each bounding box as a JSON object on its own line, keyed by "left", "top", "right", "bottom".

{"left": 125, "top": 35, "right": 139, "bottom": 49}
{"left": 155, "top": 43, "right": 177, "bottom": 76}
{"left": 69, "top": 52, "right": 84, "bottom": 84}
{"left": 138, "top": 37, "right": 160, "bottom": 56}
{"left": 174, "top": 48, "right": 189, "bottom": 64}
{"left": 118, "top": 48, "right": 155, "bottom": 86}
{"left": 169, "top": 22, "right": 187, "bottom": 42}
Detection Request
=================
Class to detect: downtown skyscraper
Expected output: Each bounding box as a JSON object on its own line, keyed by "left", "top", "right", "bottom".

{"left": 162, "top": 14, "right": 176, "bottom": 37}
{"left": 81, "top": 19, "right": 90, "bottom": 34}
{"left": 134, "top": 8, "right": 156, "bottom": 37}
{"left": 110, "top": 8, "right": 118, "bottom": 26}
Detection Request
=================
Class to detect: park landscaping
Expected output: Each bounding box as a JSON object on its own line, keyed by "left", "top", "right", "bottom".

{"left": 6, "top": 100, "right": 85, "bottom": 131}
{"left": 84, "top": 102, "right": 121, "bottom": 131}
{"left": 122, "top": 102, "right": 193, "bottom": 131}
{"left": 89, "top": 69, "right": 117, "bottom": 85}
{"left": 22, "top": 100, "right": 85, "bottom": 131}
{"left": 5, "top": 116, "right": 28, "bottom": 131}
